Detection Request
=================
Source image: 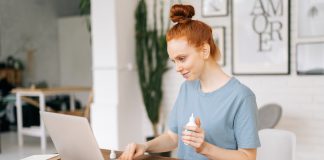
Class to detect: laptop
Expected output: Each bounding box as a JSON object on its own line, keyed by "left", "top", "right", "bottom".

{"left": 40, "top": 111, "right": 105, "bottom": 160}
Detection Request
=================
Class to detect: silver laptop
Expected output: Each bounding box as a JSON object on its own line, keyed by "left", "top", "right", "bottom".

{"left": 40, "top": 111, "right": 104, "bottom": 160}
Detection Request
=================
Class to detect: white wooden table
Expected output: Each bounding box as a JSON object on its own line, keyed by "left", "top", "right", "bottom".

{"left": 12, "top": 87, "right": 91, "bottom": 153}
{"left": 21, "top": 154, "right": 59, "bottom": 160}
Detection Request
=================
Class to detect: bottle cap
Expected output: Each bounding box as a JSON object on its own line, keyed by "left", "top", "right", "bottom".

{"left": 189, "top": 113, "right": 195, "bottom": 123}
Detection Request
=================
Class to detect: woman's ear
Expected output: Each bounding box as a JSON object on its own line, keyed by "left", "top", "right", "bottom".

{"left": 202, "top": 43, "right": 211, "bottom": 59}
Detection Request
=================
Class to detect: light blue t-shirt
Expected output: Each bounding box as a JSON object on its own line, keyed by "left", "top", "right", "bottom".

{"left": 168, "top": 77, "right": 260, "bottom": 160}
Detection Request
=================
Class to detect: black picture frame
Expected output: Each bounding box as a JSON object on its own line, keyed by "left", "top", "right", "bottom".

{"left": 202, "top": 0, "right": 229, "bottom": 17}
{"left": 212, "top": 26, "right": 226, "bottom": 66}
{"left": 231, "top": 0, "right": 291, "bottom": 75}
{"left": 297, "top": 0, "right": 324, "bottom": 38}
{"left": 296, "top": 42, "right": 324, "bottom": 75}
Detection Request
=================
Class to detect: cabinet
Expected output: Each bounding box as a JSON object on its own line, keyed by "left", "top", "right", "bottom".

{"left": 0, "top": 68, "right": 22, "bottom": 86}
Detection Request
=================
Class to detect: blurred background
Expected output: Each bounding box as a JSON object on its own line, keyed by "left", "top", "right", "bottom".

{"left": 0, "top": 0, "right": 323, "bottom": 160}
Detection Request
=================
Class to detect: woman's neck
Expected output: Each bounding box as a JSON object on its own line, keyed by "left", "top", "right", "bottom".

{"left": 199, "top": 60, "right": 231, "bottom": 93}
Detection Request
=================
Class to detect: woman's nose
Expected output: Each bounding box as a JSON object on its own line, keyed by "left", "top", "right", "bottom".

{"left": 176, "top": 64, "right": 183, "bottom": 72}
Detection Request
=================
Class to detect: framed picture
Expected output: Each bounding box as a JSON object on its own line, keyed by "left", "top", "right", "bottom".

{"left": 297, "top": 0, "right": 324, "bottom": 38}
{"left": 297, "top": 42, "right": 324, "bottom": 75}
{"left": 202, "top": 0, "right": 229, "bottom": 17}
{"left": 231, "top": 0, "right": 290, "bottom": 75}
{"left": 212, "top": 26, "right": 226, "bottom": 66}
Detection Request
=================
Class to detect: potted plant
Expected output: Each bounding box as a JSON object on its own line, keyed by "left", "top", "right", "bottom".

{"left": 79, "top": 0, "right": 91, "bottom": 32}
{"left": 135, "top": 0, "right": 169, "bottom": 140}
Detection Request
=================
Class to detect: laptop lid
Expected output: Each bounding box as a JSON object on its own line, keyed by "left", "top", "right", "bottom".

{"left": 40, "top": 111, "right": 104, "bottom": 160}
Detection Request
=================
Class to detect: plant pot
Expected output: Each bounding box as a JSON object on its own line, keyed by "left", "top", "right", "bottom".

{"left": 146, "top": 136, "right": 171, "bottom": 157}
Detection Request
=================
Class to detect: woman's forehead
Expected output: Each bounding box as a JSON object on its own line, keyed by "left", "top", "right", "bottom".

{"left": 168, "top": 42, "right": 198, "bottom": 61}
{"left": 168, "top": 39, "right": 191, "bottom": 51}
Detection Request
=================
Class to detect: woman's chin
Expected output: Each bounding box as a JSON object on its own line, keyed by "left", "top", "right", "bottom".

{"left": 185, "top": 76, "right": 197, "bottom": 81}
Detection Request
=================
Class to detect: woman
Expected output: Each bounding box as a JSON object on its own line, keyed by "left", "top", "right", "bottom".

{"left": 119, "top": 4, "right": 260, "bottom": 160}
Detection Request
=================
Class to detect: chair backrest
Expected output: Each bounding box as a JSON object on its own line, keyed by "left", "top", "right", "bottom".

{"left": 257, "top": 129, "right": 296, "bottom": 160}
{"left": 60, "top": 90, "right": 93, "bottom": 121}
{"left": 83, "top": 90, "right": 93, "bottom": 121}
{"left": 258, "top": 103, "right": 282, "bottom": 130}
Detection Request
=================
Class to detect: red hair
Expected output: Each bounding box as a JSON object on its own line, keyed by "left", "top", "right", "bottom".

{"left": 166, "top": 4, "right": 220, "bottom": 61}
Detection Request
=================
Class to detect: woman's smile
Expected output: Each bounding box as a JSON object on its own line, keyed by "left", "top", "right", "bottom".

{"left": 182, "top": 72, "right": 190, "bottom": 79}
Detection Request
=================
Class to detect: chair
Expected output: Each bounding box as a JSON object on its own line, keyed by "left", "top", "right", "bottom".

{"left": 59, "top": 91, "right": 93, "bottom": 121}
{"left": 258, "top": 103, "right": 282, "bottom": 130}
{"left": 257, "top": 129, "right": 296, "bottom": 160}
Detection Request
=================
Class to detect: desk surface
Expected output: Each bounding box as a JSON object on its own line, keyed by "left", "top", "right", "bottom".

{"left": 46, "top": 149, "right": 179, "bottom": 160}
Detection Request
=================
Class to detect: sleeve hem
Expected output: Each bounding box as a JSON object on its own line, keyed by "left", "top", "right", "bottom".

{"left": 169, "top": 127, "right": 178, "bottom": 134}
{"left": 238, "top": 143, "right": 261, "bottom": 149}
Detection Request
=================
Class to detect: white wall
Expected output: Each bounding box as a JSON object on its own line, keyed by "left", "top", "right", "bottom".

{"left": 160, "top": 1, "right": 324, "bottom": 160}
{"left": 0, "top": 0, "right": 79, "bottom": 86}
{"left": 58, "top": 16, "right": 92, "bottom": 105}
{"left": 0, "top": 0, "right": 59, "bottom": 86}
{"left": 0, "top": 0, "right": 82, "bottom": 87}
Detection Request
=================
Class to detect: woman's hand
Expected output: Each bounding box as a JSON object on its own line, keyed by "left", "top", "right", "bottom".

{"left": 118, "top": 143, "right": 147, "bottom": 160}
{"left": 182, "top": 117, "right": 206, "bottom": 153}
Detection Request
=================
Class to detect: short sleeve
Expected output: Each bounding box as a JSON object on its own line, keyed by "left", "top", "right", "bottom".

{"left": 234, "top": 95, "right": 261, "bottom": 149}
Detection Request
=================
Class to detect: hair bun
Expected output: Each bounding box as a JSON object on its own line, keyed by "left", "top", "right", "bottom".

{"left": 170, "top": 4, "right": 195, "bottom": 24}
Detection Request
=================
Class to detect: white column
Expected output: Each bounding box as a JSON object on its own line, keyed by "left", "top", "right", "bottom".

{"left": 91, "top": 0, "right": 119, "bottom": 150}
{"left": 91, "top": 0, "right": 144, "bottom": 150}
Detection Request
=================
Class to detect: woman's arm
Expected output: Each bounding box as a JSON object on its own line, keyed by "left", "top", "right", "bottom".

{"left": 182, "top": 118, "right": 257, "bottom": 160}
{"left": 145, "top": 130, "right": 178, "bottom": 153}
{"left": 197, "top": 142, "right": 256, "bottom": 160}
{"left": 119, "top": 130, "right": 178, "bottom": 160}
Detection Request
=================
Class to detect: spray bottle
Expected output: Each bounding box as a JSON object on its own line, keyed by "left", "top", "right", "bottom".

{"left": 109, "top": 150, "right": 116, "bottom": 159}
{"left": 184, "top": 113, "right": 197, "bottom": 145}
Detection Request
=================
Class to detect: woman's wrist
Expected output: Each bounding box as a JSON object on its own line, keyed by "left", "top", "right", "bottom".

{"left": 196, "top": 141, "right": 210, "bottom": 155}
{"left": 143, "top": 142, "right": 149, "bottom": 152}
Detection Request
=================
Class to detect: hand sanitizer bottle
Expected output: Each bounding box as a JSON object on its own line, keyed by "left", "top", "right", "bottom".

{"left": 184, "top": 113, "right": 197, "bottom": 145}
{"left": 109, "top": 150, "right": 116, "bottom": 159}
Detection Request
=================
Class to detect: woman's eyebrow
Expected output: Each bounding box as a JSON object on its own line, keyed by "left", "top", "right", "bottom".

{"left": 174, "top": 54, "right": 186, "bottom": 59}
{"left": 169, "top": 54, "right": 186, "bottom": 62}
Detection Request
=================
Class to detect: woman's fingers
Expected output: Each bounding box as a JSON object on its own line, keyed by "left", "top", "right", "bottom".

{"left": 182, "top": 130, "right": 203, "bottom": 138}
{"left": 182, "top": 138, "right": 203, "bottom": 148}
{"left": 195, "top": 117, "right": 201, "bottom": 127}
{"left": 119, "top": 143, "right": 136, "bottom": 160}
{"left": 182, "top": 132, "right": 204, "bottom": 149}
{"left": 182, "top": 134, "right": 203, "bottom": 142}
{"left": 119, "top": 143, "right": 147, "bottom": 160}
{"left": 182, "top": 124, "right": 205, "bottom": 150}
{"left": 184, "top": 126, "right": 203, "bottom": 133}
{"left": 126, "top": 143, "right": 136, "bottom": 160}
{"left": 133, "top": 144, "right": 145, "bottom": 158}
{"left": 133, "top": 150, "right": 143, "bottom": 159}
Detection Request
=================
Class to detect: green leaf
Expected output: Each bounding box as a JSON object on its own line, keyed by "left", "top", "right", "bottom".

{"left": 135, "top": 0, "right": 170, "bottom": 136}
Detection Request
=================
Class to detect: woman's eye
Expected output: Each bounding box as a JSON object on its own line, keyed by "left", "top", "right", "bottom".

{"left": 179, "top": 57, "right": 186, "bottom": 62}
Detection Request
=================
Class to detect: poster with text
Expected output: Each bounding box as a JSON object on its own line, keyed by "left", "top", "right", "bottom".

{"left": 232, "top": 0, "right": 290, "bottom": 75}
